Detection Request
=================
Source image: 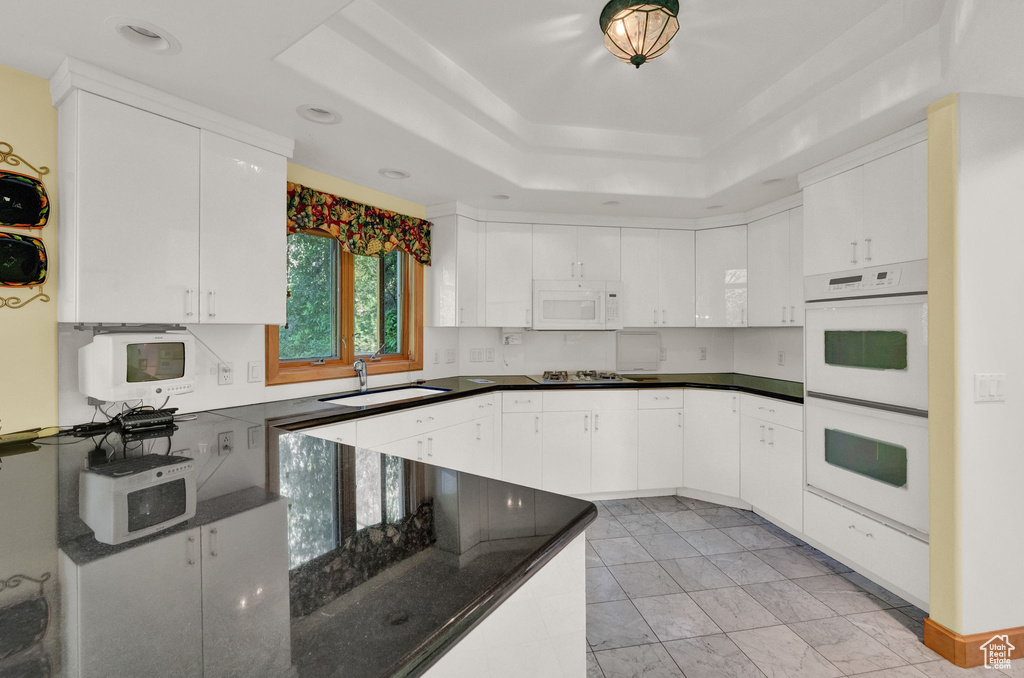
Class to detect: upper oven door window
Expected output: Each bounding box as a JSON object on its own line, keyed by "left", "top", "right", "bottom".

{"left": 824, "top": 330, "right": 908, "bottom": 371}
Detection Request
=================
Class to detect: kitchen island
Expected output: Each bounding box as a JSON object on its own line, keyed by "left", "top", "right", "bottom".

{"left": 44, "top": 407, "right": 595, "bottom": 678}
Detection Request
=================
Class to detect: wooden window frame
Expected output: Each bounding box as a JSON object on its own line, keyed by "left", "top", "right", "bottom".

{"left": 266, "top": 236, "right": 424, "bottom": 386}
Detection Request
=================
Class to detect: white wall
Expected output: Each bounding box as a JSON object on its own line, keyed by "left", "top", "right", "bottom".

{"left": 953, "top": 92, "right": 1024, "bottom": 634}
{"left": 733, "top": 327, "right": 805, "bottom": 382}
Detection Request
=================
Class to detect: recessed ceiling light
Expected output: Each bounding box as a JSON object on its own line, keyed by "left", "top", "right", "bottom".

{"left": 379, "top": 169, "right": 410, "bottom": 180}
{"left": 706, "top": 204, "right": 725, "bottom": 210}
{"left": 602, "top": 200, "right": 620, "bottom": 206}
{"left": 492, "top": 194, "right": 511, "bottom": 201}
{"left": 760, "top": 178, "right": 785, "bottom": 186}
{"left": 296, "top": 104, "right": 341, "bottom": 125}
{"left": 107, "top": 17, "right": 181, "bottom": 55}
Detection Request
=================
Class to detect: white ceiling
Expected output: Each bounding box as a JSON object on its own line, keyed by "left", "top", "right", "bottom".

{"left": 3, "top": 0, "right": 1023, "bottom": 220}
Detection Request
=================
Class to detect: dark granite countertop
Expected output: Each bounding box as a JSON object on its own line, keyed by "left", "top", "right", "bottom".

{"left": 44, "top": 409, "right": 595, "bottom": 678}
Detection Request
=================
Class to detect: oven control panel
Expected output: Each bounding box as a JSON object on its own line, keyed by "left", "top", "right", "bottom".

{"left": 827, "top": 268, "right": 902, "bottom": 293}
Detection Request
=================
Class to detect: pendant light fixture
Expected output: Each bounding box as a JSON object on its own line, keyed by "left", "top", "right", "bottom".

{"left": 600, "top": 0, "right": 680, "bottom": 69}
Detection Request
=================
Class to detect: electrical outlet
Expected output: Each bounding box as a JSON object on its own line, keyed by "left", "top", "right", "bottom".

{"left": 485, "top": 348, "right": 495, "bottom": 362}
{"left": 446, "top": 349, "right": 456, "bottom": 364}
{"left": 247, "top": 361, "right": 263, "bottom": 383}
{"left": 777, "top": 351, "right": 786, "bottom": 366}
{"left": 659, "top": 348, "right": 667, "bottom": 361}
{"left": 502, "top": 332, "right": 523, "bottom": 345}
{"left": 699, "top": 347, "right": 707, "bottom": 361}
{"left": 470, "top": 348, "right": 484, "bottom": 362}
{"left": 433, "top": 349, "right": 440, "bottom": 365}
{"left": 218, "top": 362, "right": 234, "bottom": 385}
{"left": 217, "top": 431, "right": 234, "bottom": 455}
{"left": 247, "top": 425, "right": 263, "bottom": 450}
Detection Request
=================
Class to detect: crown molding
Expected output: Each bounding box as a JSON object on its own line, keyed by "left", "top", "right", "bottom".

{"left": 50, "top": 58, "right": 295, "bottom": 157}
{"left": 798, "top": 120, "right": 926, "bottom": 188}
{"left": 744, "top": 192, "right": 804, "bottom": 223}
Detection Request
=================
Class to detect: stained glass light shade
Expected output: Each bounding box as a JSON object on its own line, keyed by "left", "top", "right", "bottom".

{"left": 600, "top": 0, "right": 680, "bottom": 68}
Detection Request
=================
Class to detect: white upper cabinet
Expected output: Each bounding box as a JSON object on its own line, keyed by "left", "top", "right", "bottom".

{"left": 695, "top": 225, "right": 747, "bottom": 327}
{"left": 621, "top": 229, "right": 695, "bottom": 327}
{"left": 199, "top": 131, "right": 287, "bottom": 325}
{"left": 61, "top": 91, "right": 201, "bottom": 324}
{"left": 747, "top": 207, "right": 803, "bottom": 327}
{"left": 57, "top": 89, "right": 290, "bottom": 324}
{"left": 533, "top": 224, "right": 620, "bottom": 281}
{"left": 484, "top": 222, "right": 533, "bottom": 327}
{"left": 426, "top": 214, "right": 483, "bottom": 327}
{"left": 803, "top": 140, "right": 926, "bottom": 276}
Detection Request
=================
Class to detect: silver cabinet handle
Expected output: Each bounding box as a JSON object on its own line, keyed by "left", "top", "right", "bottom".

{"left": 535, "top": 416, "right": 540, "bottom": 433}
{"left": 677, "top": 411, "right": 683, "bottom": 428}
{"left": 185, "top": 289, "right": 195, "bottom": 318}
{"left": 584, "top": 414, "right": 589, "bottom": 432}
{"left": 740, "top": 307, "right": 746, "bottom": 326}
{"left": 768, "top": 427, "right": 775, "bottom": 446}
{"left": 476, "top": 423, "right": 481, "bottom": 441}
{"left": 427, "top": 437, "right": 433, "bottom": 458}
{"left": 849, "top": 524, "right": 874, "bottom": 538}
{"left": 187, "top": 535, "right": 196, "bottom": 565}
{"left": 514, "top": 399, "right": 532, "bottom": 404}
{"left": 864, "top": 237, "right": 872, "bottom": 262}
{"left": 653, "top": 309, "right": 659, "bottom": 325}
{"left": 594, "top": 414, "right": 599, "bottom": 432}
{"left": 790, "top": 305, "right": 796, "bottom": 323}
{"left": 417, "top": 439, "right": 423, "bottom": 461}
{"left": 757, "top": 406, "right": 776, "bottom": 414}
{"left": 851, "top": 241, "right": 858, "bottom": 265}
{"left": 759, "top": 424, "right": 766, "bottom": 443}
{"left": 459, "top": 307, "right": 464, "bottom": 325}
{"left": 571, "top": 262, "right": 576, "bottom": 278}
{"left": 732, "top": 396, "right": 737, "bottom": 413}
{"left": 208, "top": 290, "right": 216, "bottom": 318}
{"left": 579, "top": 261, "right": 585, "bottom": 278}
{"left": 662, "top": 309, "right": 666, "bottom": 324}
{"left": 525, "top": 308, "right": 531, "bottom": 325}
{"left": 209, "top": 528, "right": 218, "bottom": 557}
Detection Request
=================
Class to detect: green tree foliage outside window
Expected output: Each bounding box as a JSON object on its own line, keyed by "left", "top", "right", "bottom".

{"left": 353, "top": 250, "right": 403, "bottom": 356}
{"left": 280, "top": 234, "right": 338, "bottom": 361}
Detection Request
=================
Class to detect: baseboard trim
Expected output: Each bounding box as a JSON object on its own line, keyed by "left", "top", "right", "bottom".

{"left": 924, "top": 618, "right": 1024, "bottom": 667}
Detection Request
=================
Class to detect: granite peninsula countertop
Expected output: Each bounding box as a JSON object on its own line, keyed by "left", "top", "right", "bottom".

{"left": 43, "top": 410, "right": 595, "bottom": 678}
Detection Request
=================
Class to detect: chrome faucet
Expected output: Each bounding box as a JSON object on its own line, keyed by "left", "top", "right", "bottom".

{"left": 354, "top": 358, "right": 368, "bottom": 392}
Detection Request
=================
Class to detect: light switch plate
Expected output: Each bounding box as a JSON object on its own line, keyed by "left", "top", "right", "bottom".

{"left": 485, "top": 348, "right": 495, "bottom": 362}
{"left": 699, "top": 347, "right": 707, "bottom": 361}
{"left": 247, "top": 425, "right": 263, "bottom": 450}
{"left": 247, "top": 361, "right": 263, "bottom": 383}
{"left": 974, "top": 373, "right": 1006, "bottom": 402}
{"left": 446, "top": 349, "right": 456, "bottom": 364}
{"left": 470, "top": 348, "right": 484, "bottom": 362}
{"left": 777, "top": 351, "right": 786, "bottom": 366}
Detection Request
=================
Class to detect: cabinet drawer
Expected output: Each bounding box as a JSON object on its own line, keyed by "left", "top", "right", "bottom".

{"left": 302, "top": 421, "right": 357, "bottom": 446}
{"left": 638, "top": 389, "right": 683, "bottom": 409}
{"left": 803, "top": 491, "right": 928, "bottom": 605}
{"left": 740, "top": 394, "right": 802, "bottom": 430}
{"left": 357, "top": 396, "right": 493, "bottom": 449}
{"left": 503, "top": 392, "right": 543, "bottom": 413}
{"left": 543, "top": 390, "right": 636, "bottom": 412}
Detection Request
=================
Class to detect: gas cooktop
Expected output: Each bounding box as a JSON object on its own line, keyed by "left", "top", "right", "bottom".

{"left": 528, "top": 370, "right": 634, "bottom": 385}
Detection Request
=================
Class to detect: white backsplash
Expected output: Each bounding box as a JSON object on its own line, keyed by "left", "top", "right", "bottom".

{"left": 733, "top": 327, "right": 804, "bottom": 382}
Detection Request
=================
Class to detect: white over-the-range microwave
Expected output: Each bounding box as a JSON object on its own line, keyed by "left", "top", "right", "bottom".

{"left": 532, "top": 280, "right": 623, "bottom": 331}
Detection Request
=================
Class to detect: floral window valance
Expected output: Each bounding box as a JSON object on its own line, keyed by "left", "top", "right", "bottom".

{"left": 286, "top": 182, "right": 431, "bottom": 265}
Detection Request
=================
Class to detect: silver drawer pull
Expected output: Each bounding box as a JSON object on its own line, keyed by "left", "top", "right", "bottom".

{"left": 848, "top": 524, "right": 874, "bottom": 538}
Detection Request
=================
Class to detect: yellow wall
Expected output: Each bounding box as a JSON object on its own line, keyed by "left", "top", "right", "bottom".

{"left": 287, "top": 163, "right": 426, "bottom": 219}
{"left": 0, "top": 64, "right": 58, "bottom": 432}
{"left": 926, "top": 94, "right": 961, "bottom": 631}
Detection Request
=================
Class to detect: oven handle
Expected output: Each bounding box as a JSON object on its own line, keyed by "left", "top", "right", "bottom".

{"left": 806, "top": 391, "right": 928, "bottom": 418}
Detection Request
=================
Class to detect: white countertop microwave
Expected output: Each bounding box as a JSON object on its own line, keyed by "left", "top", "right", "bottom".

{"left": 532, "top": 280, "right": 623, "bottom": 331}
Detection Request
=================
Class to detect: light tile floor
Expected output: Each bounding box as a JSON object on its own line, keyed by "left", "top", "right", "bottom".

{"left": 585, "top": 496, "right": 1021, "bottom": 678}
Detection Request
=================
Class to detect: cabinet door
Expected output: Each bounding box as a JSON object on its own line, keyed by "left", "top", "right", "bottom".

{"left": 658, "top": 230, "right": 696, "bottom": 327}
{"left": 484, "top": 222, "right": 533, "bottom": 327}
{"left": 426, "top": 214, "right": 457, "bottom": 326}
{"left": 502, "top": 412, "right": 543, "bottom": 488}
{"left": 637, "top": 409, "right": 683, "bottom": 490}
{"left": 452, "top": 416, "right": 495, "bottom": 477}
{"left": 591, "top": 409, "right": 638, "bottom": 493}
{"left": 747, "top": 212, "right": 790, "bottom": 327}
{"left": 787, "top": 207, "right": 805, "bottom": 326}
{"left": 620, "top": 228, "right": 660, "bottom": 327}
{"left": 803, "top": 167, "right": 864, "bottom": 275}
{"left": 683, "top": 391, "right": 740, "bottom": 496}
{"left": 577, "top": 226, "right": 621, "bottom": 280}
{"left": 456, "top": 215, "right": 482, "bottom": 326}
{"left": 862, "top": 143, "right": 927, "bottom": 267}
{"left": 541, "top": 411, "right": 591, "bottom": 495}
{"left": 199, "top": 131, "right": 287, "bottom": 324}
{"left": 533, "top": 224, "right": 578, "bottom": 280}
{"left": 201, "top": 500, "right": 291, "bottom": 677}
{"left": 767, "top": 424, "right": 803, "bottom": 531}
{"left": 695, "top": 226, "right": 747, "bottom": 327}
{"left": 76, "top": 529, "right": 203, "bottom": 678}
{"left": 739, "top": 417, "right": 770, "bottom": 510}
{"left": 72, "top": 91, "right": 200, "bottom": 323}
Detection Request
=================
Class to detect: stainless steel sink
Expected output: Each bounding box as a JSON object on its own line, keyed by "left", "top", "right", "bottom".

{"left": 320, "top": 386, "right": 451, "bottom": 407}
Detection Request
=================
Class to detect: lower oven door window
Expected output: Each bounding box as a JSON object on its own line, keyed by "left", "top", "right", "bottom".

{"left": 824, "top": 428, "right": 907, "bottom": 488}
{"left": 127, "top": 479, "right": 187, "bottom": 532}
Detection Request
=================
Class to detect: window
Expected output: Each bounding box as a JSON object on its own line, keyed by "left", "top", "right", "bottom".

{"left": 266, "top": 231, "right": 423, "bottom": 385}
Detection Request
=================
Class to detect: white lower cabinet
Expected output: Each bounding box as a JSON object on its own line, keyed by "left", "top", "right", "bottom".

{"left": 683, "top": 391, "right": 741, "bottom": 497}
{"left": 591, "top": 409, "right": 638, "bottom": 493}
{"left": 501, "top": 412, "right": 543, "bottom": 488}
{"left": 541, "top": 411, "right": 592, "bottom": 495}
{"left": 740, "top": 410, "right": 803, "bottom": 532}
{"left": 61, "top": 499, "right": 290, "bottom": 678}
{"left": 637, "top": 389, "right": 684, "bottom": 491}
